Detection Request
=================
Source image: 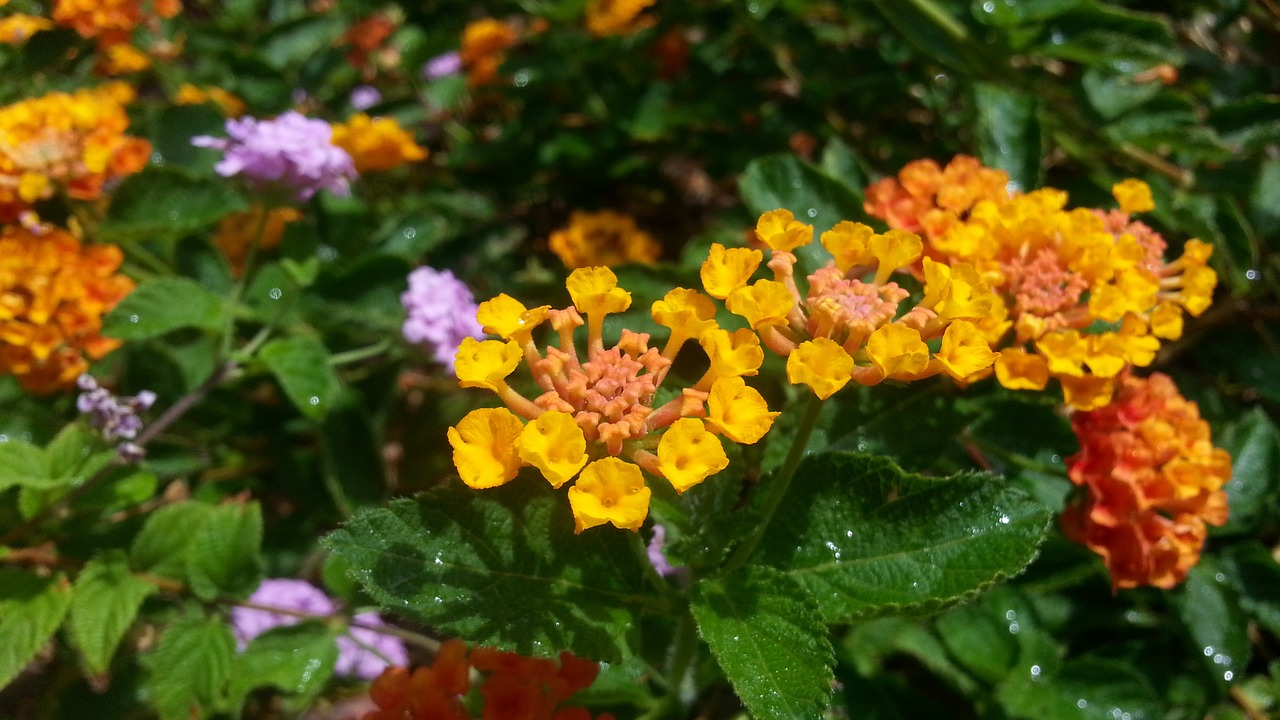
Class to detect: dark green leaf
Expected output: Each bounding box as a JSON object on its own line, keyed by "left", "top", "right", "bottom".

{"left": 1215, "top": 408, "right": 1279, "bottom": 535}
{"left": 1080, "top": 68, "right": 1162, "bottom": 120}
{"left": 756, "top": 452, "right": 1051, "bottom": 621}
{"left": 974, "top": 83, "right": 1041, "bottom": 191}
{"left": 739, "top": 154, "right": 864, "bottom": 270}
{"left": 997, "top": 657, "right": 1161, "bottom": 720}
{"left": 935, "top": 597, "right": 1019, "bottom": 683}
{"left": 692, "top": 566, "right": 833, "bottom": 720}
{"left": 99, "top": 168, "right": 247, "bottom": 242}
{"left": 142, "top": 615, "right": 235, "bottom": 720}
{"left": 0, "top": 570, "right": 73, "bottom": 690}
{"left": 68, "top": 551, "right": 158, "bottom": 674}
{"left": 130, "top": 502, "right": 214, "bottom": 581}
{"left": 323, "top": 480, "right": 653, "bottom": 662}
{"left": 1218, "top": 543, "right": 1280, "bottom": 639}
{"left": 1172, "top": 562, "right": 1250, "bottom": 693}
{"left": 186, "top": 502, "right": 264, "bottom": 601}
{"left": 258, "top": 335, "right": 342, "bottom": 422}
{"left": 103, "top": 278, "right": 228, "bottom": 340}
{"left": 1251, "top": 158, "right": 1280, "bottom": 240}
{"left": 225, "top": 624, "right": 338, "bottom": 709}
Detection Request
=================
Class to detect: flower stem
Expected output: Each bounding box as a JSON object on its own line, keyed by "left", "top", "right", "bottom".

{"left": 720, "top": 393, "right": 825, "bottom": 575}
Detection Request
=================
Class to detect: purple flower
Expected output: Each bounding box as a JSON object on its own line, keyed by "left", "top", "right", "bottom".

{"left": 646, "top": 525, "right": 680, "bottom": 578}
{"left": 422, "top": 51, "right": 462, "bottom": 80}
{"left": 350, "top": 85, "right": 382, "bottom": 111}
{"left": 192, "top": 111, "right": 356, "bottom": 202}
{"left": 77, "top": 374, "right": 156, "bottom": 459}
{"left": 231, "top": 579, "right": 408, "bottom": 679}
{"left": 401, "top": 266, "right": 483, "bottom": 373}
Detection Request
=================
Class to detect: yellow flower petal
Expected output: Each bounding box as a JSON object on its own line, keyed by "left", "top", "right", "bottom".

{"left": 1035, "top": 330, "right": 1086, "bottom": 378}
{"left": 566, "top": 458, "right": 651, "bottom": 532}
{"left": 517, "top": 410, "right": 588, "bottom": 488}
{"left": 865, "top": 323, "right": 930, "bottom": 378}
{"left": 454, "top": 337, "right": 522, "bottom": 391}
{"left": 476, "top": 293, "right": 550, "bottom": 340}
{"left": 786, "top": 338, "right": 853, "bottom": 399}
{"left": 725, "top": 279, "right": 793, "bottom": 330}
{"left": 566, "top": 266, "right": 632, "bottom": 315}
{"left": 700, "top": 327, "right": 764, "bottom": 379}
{"left": 700, "top": 243, "right": 762, "bottom": 300}
{"left": 1150, "top": 302, "right": 1183, "bottom": 340}
{"left": 705, "top": 377, "right": 779, "bottom": 444}
{"left": 1058, "top": 374, "right": 1114, "bottom": 411}
{"left": 820, "top": 221, "right": 876, "bottom": 273}
{"left": 994, "top": 348, "right": 1049, "bottom": 391}
{"left": 755, "top": 209, "right": 813, "bottom": 252}
{"left": 447, "top": 408, "right": 526, "bottom": 489}
{"left": 870, "top": 229, "right": 922, "bottom": 275}
{"left": 656, "top": 418, "right": 729, "bottom": 493}
{"left": 652, "top": 288, "right": 717, "bottom": 342}
{"left": 1112, "top": 178, "right": 1155, "bottom": 214}
{"left": 936, "top": 320, "right": 997, "bottom": 380}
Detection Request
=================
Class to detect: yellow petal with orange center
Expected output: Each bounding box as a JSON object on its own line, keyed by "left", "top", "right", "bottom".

{"left": 566, "top": 266, "right": 632, "bottom": 315}
{"left": 704, "top": 377, "right": 779, "bottom": 444}
{"left": 566, "top": 458, "right": 651, "bottom": 532}
{"left": 820, "top": 221, "right": 875, "bottom": 273}
{"left": 700, "top": 243, "right": 762, "bottom": 299}
{"left": 517, "top": 410, "right": 588, "bottom": 489}
{"left": 936, "top": 320, "right": 997, "bottom": 381}
{"left": 1112, "top": 178, "right": 1155, "bottom": 214}
{"left": 454, "top": 337, "right": 522, "bottom": 391}
{"left": 447, "top": 408, "right": 526, "bottom": 489}
{"left": 657, "top": 418, "right": 729, "bottom": 493}
{"left": 994, "top": 348, "right": 1049, "bottom": 391}
{"left": 865, "top": 323, "right": 930, "bottom": 378}
{"left": 786, "top": 338, "right": 853, "bottom": 399}
{"left": 725, "top": 279, "right": 793, "bottom": 330}
{"left": 1035, "top": 330, "right": 1086, "bottom": 377}
{"left": 755, "top": 209, "right": 813, "bottom": 252}
{"left": 1058, "top": 374, "right": 1114, "bottom": 411}
{"left": 477, "top": 293, "right": 550, "bottom": 340}
{"left": 700, "top": 327, "right": 764, "bottom": 379}
{"left": 652, "top": 287, "right": 717, "bottom": 341}
{"left": 870, "top": 229, "right": 923, "bottom": 274}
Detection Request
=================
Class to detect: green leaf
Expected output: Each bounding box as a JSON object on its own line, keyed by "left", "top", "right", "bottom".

{"left": 99, "top": 168, "right": 248, "bottom": 242}
{"left": 0, "top": 438, "right": 54, "bottom": 491}
{"left": 225, "top": 624, "right": 338, "bottom": 709}
{"left": 0, "top": 570, "right": 73, "bottom": 690}
{"left": 102, "top": 277, "right": 228, "bottom": 340}
{"left": 756, "top": 452, "right": 1051, "bottom": 621}
{"left": 1172, "top": 562, "right": 1250, "bottom": 693}
{"left": 186, "top": 503, "right": 264, "bottom": 601}
{"left": 258, "top": 335, "right": 342, "bottom": 422}
{"left": 868, "top": 0, "right": 990, "bottom": 74}
{"left": 1215, "top": 408, "right": 1280, "bottom": 536}
{"left": 739, "top": 154, "right": 864, "bottom": 270}
{"left": 1080, "top": 68, "right": 1162, "bottom": 120}
{"left": 974, "top": 83, "right": 1041, "bottom": 192}
{"left": 130, "top": 502, "right": 215, "bottom": 581}
{"left": 1218, "top": 543, "right": 1280, "bottom": 639}
{"left": 997, "top": 657, "right": 1161, "bottom": 720}
{"left": 323, "top": 480, "right": 653, "bottom": 662}
{"left": 142, "top": 615, "right": 235, "bottom": 720}
{"left": 934, "top": 597, "right": 1019, "bottom": 683}
{"left": 68, "top": 551, "right": 158, "bottom": 674}
{"left": 692, "top": 566, "right": 833, "bottom": 720}
{"left": 1251, "top": 158, "right": 1280, "bottom": 254}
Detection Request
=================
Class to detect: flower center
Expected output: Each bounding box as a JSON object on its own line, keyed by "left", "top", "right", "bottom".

{"left": 805, "top": 267, "right": 907, "bottom": 341}
{"left": 1005, "top": 248, "right": 1088, "bottom": 318}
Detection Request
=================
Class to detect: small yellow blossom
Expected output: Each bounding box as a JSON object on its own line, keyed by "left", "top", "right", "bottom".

{"left": 331, "top": 113, "right": 428, "bottom": 173}
{"left": 460, "top": 18, "right": 519, "bottom": 86}
{"left": 1112, "top": 178, "right": 1155, "bottom": 214}
{"left": 97, "top": 43, "right": 150, "bottom": 75}
{"left": 820, "top": 221, "right": 875, "bottom": 272}
{"left": 1149, "top": 302, "right": 1184, "bottom": 340}
{"left": 566, "top": 266, "right": 632, "bottom": 316}
{"left": 549, "top": 210, "right": 661, "bottom": 269}
{"left": 585, "top": 0, "right": 656, "bottom": 38}
{"left": 726, "top": 280, "right": 793, "bottom": 330}
{"left": 935, "top": 321, "right": 997, "bottom": 381}
{"left": 657, "top": 418, "right": 729, "bottom": 493}
{"left": 705, "top": 377, "right": 779, "bottom": 444}
{"left": 567, "top": 458, "right": 652, "bottom": 532}
{"left": 0, "top": 14, "right": 53, "bottom": 45}
{"left": 454, "top": 338, "right": 522, "bottom": 392}
{"left": 700, "top": 328, "right": 764, "bottom": 381}
{"left": 700, "top": 243, "right": 762, "bottom": 299}
{"left": 652, "top": 288, "right": 716, "bottom": 353}
{"left": 518, "top": 411, "right": 588, "bottom": 489}
{"left": 866, "top": 323, "right": 931, "bottom": 379}
{"left": 786, "top": 338, "right": 853, "bottom": 400}
{"left": 476, "top": 294, "right": 550, "bottom": 341}
{"left": 755, "top": 209, "right": 814, "bottom": 253}
{"left": 994, "top": 348, "right": 1049, "bottom": 391}
{"left": 869, "top": 229, "right": 922, "bottom": 284}
{"left": 175, "top": 84, "right": 246, "bottom": 117}
{"left": 447, "top": 408, "right": 526, "bottom": 489}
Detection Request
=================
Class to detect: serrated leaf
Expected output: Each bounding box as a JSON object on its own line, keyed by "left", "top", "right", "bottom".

{"left": 258, "top": 335, "right": 342, "bottom": 421}
{"left": 974, "top": 83, "right": 1041, "bottom": 192}
{"left": 99, "top": 168, "right": 247, "bottom": 242}
{"left": 68, "top": 551, "right": 158, "bottom": 674}
{"left": 130, "top": 502, "right": 215, "bottom": 581}
{"left": 186, "top": 503, "right": 264, "bottom": 601}
{"left": 103, "top": 277, "right": 228, "bottom": 340}
{"left": 323, "top": 481, "right": 653, "bottom": 662}
{"left": 739, "top": 154, "right": 864, "bottom": 270}
{"left": 692, "top": 566, "right": 834, "bottom": 720}
{"left": 225, "top": 624, "right": 338, "bottom": 710}
{"left": 0, "top": 570, "right": 73, "bottom": 690}
{"left": 142, "top": 615, "right": 235, "bottom": 720}
{"left": 0, "top": 438, "right": 54, "bottom": 491}
{"left": 756, "top": 452, "right": 1051, "bottom": 621}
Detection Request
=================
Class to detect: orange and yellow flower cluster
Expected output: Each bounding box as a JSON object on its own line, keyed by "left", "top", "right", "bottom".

{"left": 1061, "top": 371, "right": 1230, "bottom": 590}
{"left": 449, "top": 266, "right": 777, "bottom": 532}
{"left": 175, "top": 84, "right": 246, "bottom": 117}
{"left": 0, "top": 225, "right": 134, "bottom": 393}
{"left": 51, "top": 0, "right": 180, "bottom": 48}
{"left": 365, "top": 639, "right": 613, "bottom": 720}
{"left": 703, "top": 209, "right": 999, "bottom": 400}
{"left": 330, "top": 114, "right": 428, "bottom": 174}
{"left": 548, "top": 210, "right": 661, "bottom": 269}
{"left": 865, "top": 157, "right": 1218, "bottom": 410}
{"left": 0, "top": 83, "right": 151, "bottom": 222}
{"left": 460, "top": 18, "right": 520, "bottom": 86}
{"left": 585, "top": 0, "right": 656, "bottom": 37}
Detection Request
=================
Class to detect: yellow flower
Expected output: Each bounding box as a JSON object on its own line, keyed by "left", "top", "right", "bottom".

{"left": 584, "top": 0, "right": 656, "bottom": 37}
{"left": 476, "top": 293, "right": 550, "bottom": 341}
{"left": 175, "top": 84, "right": 246, "bottom": 117}
{"left": 786, "top": 338, "right": 853, "bottom": 399}
{"left": 567, "top": 458, "right": 652, "bottom": 533}
{"left": 447, "top": 408, "right": 526, "bottom": 489}
{"left": 97, "top": 43, "right": 149, "bottom": 75}
{"left": 820, "top": 221, "right": 876, "bottom": 273}
{"left": 0, "top": 14, "right": 52, "bottom": 45}
{"left": 1112, "top": 178, "right": 1155, "bottom": 214}
{"left": 869, "top": 229, "right": 922, "bottom": 284}
{"left": 518, "top": 411, "right": 588, "bottom": 489}
{"left": 935, "top": 320, "right": 997, "bottom": 381}
{"left": 549, "top": 210, "right": 661, "bottom": 269}
{"left": 755, "top": 209, "right": 813, "bottom": 253}
{"left": 1035, "top": 330, "right": 1086, "bottom": 378}
{"left": 700, "top": 328, "right": 764, "bottom": 380}
{"left": 865, "top": 323, "right": 930, "bottom": 378}
{"left": 994, "top": 348, "right": 1049, "bottom": 391}
{"left": 700, "top": 243, "right": 762, "bottom": 299}
{"left": 1058, "top": 375, "right": 1114, "bottom": 411}
{"left": 705, "top": 377, "right": 779, "bottom": 444}
{"left": 460, "top": 18, "right": 519, "bottom": 86}
{"left": 652, "top": 288, "right": 717, "bottom": 350}
{"left": 1150, "top": 302, "right": 1183, "bottom": 340}
{"left": 726, "top": 279, "right": 793, "bottom": 329}
{"left": 330, "top": 113, "right": 428, "bottom": 173}
{"left": 454, "top": 338, "right": 522, "bottom": 391}
{"left": 566, "top": 266, "right": 632, "bottom": 316}
{"left": 656, "top": 418, "right": 729, "bottom": 493}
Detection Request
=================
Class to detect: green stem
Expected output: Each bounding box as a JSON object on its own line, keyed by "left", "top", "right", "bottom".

{"left": 328, "top": 340, "right": 392, "bottom": 367}
{"left": 721, "top": 394, "right": 825, "bottom": 575}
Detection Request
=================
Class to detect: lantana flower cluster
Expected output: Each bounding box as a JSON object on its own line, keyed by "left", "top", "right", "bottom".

{"left": 1061, "top": 372, "right": 1231, "bottom": 590}
{"left": 585, "top": 0, "right": 656, "bottom": 37}
{"left": 448, "top": 266, "right": 777, "bottom": 532}
{"left": 460, "top": 18, "right": 520, "bottom": 86}
{"left": 401, "top": 266, "right": 484, "bottom": 373}
{"left": 865, "top": 156, "right": 1217, "bottom": 410}
{"left": 330, "top": 113, "right": 428, "bottom": 173}
{"left": 365, "top": 639, "right": 612, "bottom": 720}
{"left": 548, "top": 210, "right": 661, "bottom": 269}
{"left": 0, "top": 225, "right": 134, "bottom": 393}
{"left": 51, "top": 0, "right": 181, "bottom": 48}
{"left": 193, "top": 111, "right": 356, "bottom": 203}
{"left": 703, "top": 209, "right": 999, "bottom": 400}
{"left": 0, "top": 83, "right": 151, "bottom": 222}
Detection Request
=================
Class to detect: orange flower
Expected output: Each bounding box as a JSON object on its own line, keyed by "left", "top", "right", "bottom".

{"left": 0, "top": 225, "right": 135, "bottom": 393}
{"left": 1061, "top": 371, "right": 1231, "bottom": 590}
{"left": 53, "top": 0, "right": 180, "bottom": 47}
{"left": 548, "top": 210, "right": 661, "bottom": 269}
{"left": 211, "top": 206, "right": 302, "bottom": 277}
{"left": 330, "top": 114, "right": 428, "bottom": 173}
{"left": 585, "top": 0, "right": 656, "bottom": 37}
{"left": 863, "top": 155, "right": 1010, "bottom": 241}
{"left": 460, "top": 19, "right": 519, "bottom": 86}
